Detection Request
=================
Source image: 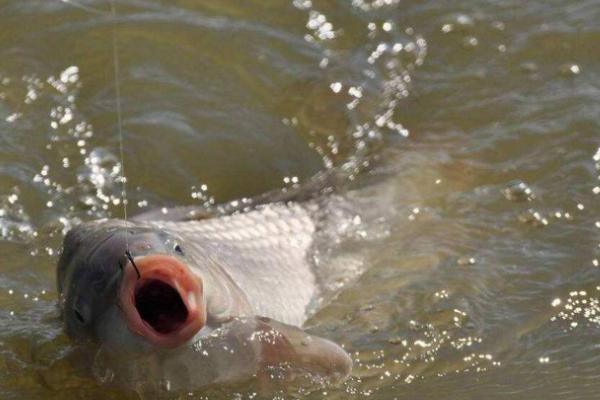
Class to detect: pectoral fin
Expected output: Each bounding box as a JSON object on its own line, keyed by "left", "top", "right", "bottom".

{"left": 191, "top": 316, "right": 352, "bottom": 387}
{"left": 249, "top": 316, "right": 352, "bottom": 384}
{"left": 91, "top": 316, "right": 351, "bottom": 394}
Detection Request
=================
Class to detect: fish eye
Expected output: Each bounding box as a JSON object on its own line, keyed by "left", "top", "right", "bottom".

{"left": 174, "top": 244, "right": 184, "bottom": 255}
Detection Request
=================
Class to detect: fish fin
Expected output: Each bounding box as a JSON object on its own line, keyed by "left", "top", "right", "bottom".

{"left": 131, "top": 169, "right": 345, "bottom": 222}
{"left": 250, "top": 316, "right": 352, "bottom": 384}
{"left": 131, "top": 205, "right": 216, "bottom": 222}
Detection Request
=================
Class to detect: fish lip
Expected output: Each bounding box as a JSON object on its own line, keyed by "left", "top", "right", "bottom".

{"left": 119, "top": 254, "right": 205, "bottom": 348}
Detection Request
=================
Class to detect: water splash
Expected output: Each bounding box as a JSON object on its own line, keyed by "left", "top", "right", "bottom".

{"left": 290, "top": 1, "right": 427, "bottom": 172}
{"left": 0, "top": 188, "right": 34, "bottom": 242}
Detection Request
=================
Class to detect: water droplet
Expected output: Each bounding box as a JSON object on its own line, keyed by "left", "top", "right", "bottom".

{"left": 457, "top": 257, "right": 476, "bottom": 266}
{"left": 330, "top": 82, "right": 343, "bottom": 93}
{"left": 560, "top": 63, "right": 581, "bottom": 76}
{"left": 518, "top": 209, "right": 548, "bottom": 227}
{"left": 502, "top": 180, "right": 535, "bottom": 202}
{"left": 551, "top": 298, "right": 561, "bottom": 307}
{"left": 462, "top": 36, "right": 478, "bottom": 47}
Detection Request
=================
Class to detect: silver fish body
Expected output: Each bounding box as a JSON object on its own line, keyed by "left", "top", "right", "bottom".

{"left": 146, "top": 202, "right": 317, "bottom": 327}
{"left": 57, "top": 201, "right": 351, "bottom": 394}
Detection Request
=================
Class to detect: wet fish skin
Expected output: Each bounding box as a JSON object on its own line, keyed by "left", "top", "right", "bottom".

{"left": 95, "top": 316, "right": 353, "bottom": 392}
{"left": 57, "top": 202, "right": 352, "bottom": 391}
{"left": 146, "top": 202, "right": 319, "bottom": 327}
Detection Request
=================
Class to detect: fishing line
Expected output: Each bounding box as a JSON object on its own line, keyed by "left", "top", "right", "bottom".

{"left": 125, "top": 250, "right": 141, "bottom": 278}
{"left": 108, "top": 0, "right": 138, "bottom": 276}
{"left": 107, "top": 0, "right": 130, "bottom": 249}
{"left": 60, "top": 0, "right": 108, "bottom": 15}
{"left": 61, "top": 0, "right": 134, "bottom": 268}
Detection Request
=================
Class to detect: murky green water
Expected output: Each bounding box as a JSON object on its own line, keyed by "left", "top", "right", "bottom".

{"left": 1, "top": 0, "right": 600, "bottom": 398}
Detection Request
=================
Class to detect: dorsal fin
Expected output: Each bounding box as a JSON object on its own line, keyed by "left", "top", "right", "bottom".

{"left": 131, "top": 168, "right": 349, "bottom": 223}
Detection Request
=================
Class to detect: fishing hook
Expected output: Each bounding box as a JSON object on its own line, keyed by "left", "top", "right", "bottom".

{"left": 124, "top": 249, "right": 141, "bottom": 279}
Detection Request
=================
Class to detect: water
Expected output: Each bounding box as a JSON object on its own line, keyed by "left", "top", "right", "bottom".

{"left": 1, "top": 0, "right": 599, "bottom": 398}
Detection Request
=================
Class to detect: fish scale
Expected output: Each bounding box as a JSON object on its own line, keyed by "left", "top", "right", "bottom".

{"left": 148, "top": 202, "right": 317, "bottom": 327}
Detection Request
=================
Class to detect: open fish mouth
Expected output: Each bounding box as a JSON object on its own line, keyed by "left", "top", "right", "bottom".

{"left": 119, "top": 254, "right": 205, "bottom": 348}
{"left": 135, "top": 279, "right": 189, "bottom": 334}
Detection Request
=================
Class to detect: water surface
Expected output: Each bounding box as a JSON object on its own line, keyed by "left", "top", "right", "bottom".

{"left": 1, "top": 0, "right": 599, "bottom": 399}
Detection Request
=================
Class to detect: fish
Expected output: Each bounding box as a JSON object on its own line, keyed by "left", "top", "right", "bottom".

{"left": 56, "top": 198, "right": 352, "bottom": 394}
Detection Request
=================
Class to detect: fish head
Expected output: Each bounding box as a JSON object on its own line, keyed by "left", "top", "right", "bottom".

{"left": 57, "top": 220, "right": 205, "bottom": 351}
